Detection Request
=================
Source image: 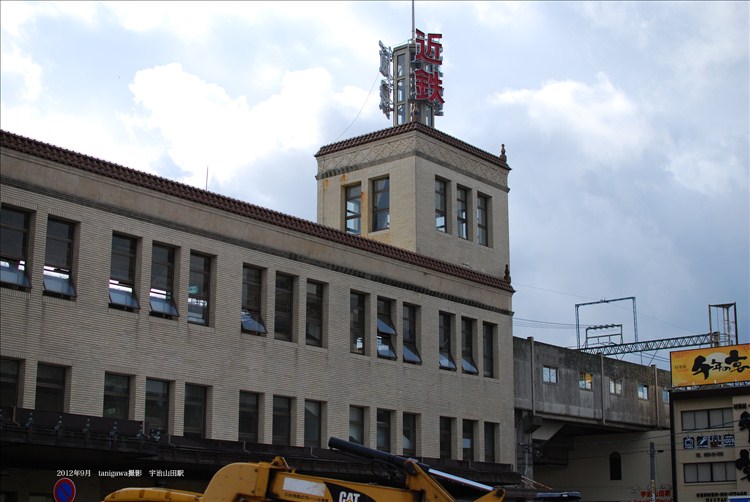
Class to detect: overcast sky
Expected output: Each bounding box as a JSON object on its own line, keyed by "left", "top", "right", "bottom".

{"left": 2, "top": 1, "right": 747, "bottom": 367}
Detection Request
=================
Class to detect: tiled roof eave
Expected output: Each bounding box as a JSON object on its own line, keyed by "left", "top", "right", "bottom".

{"left": 0, "top": 130, "right": 513, "bottom": 293}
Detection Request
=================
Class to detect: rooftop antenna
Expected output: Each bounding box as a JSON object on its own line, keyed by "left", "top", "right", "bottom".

{"left": 412, "top": 0, "right": 415, "bottom": 42}
{"left": 205, "top": 166, "right": 209, "bottom": 190}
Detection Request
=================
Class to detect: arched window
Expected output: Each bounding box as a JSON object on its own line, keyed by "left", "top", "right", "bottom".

{"left": 609, "top": 452, "right": 622, "bottom": 480}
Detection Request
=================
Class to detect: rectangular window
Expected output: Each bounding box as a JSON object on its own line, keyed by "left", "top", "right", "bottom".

{"left": 350, "top": 292, "right": 366, "bottom": 354}
{"left": 462, "top": 419, "right": 476, "bottom": 461}
{"left": 439, "top": 313, "right": 457, "bottom": 370}
{"left": 402, "top": 304, "right": 422, "bottom": 364}
{"left": 349, "top": 406, "right": 365, "bottom": 445}
{"left": 36, "top": 363, "right": 65, "bottom": 412}
{"left": 372, "top": 177, "right": 390, "bottom": 231}
{"left": 345, "top": 185, "right": 362, "bottom": 235}
{"left": 43, "top": 217, "right": 76, "bottom": 299}
{"left": 376, "top": 409, "right": 392, "bottom": 452}
{"left": 456, "top": 186, "right": 469, "bottom": 239}
{"left": 439, "top": 416, "right": 453, "bottom": 459}
{"left": 681, "top": 408, "right": 733, "bottom": 431}
{"left": 304, "top": 400, "right": 322, "bottom": 448}
{"left": 145, "top": 379, "right": 170, "bottom": 435}
{"left": 609, "top": 378, "right": 623, "bottom": 396}
{"left": 461, "top": 318, "right": 478, "bottom": 374}
{"left": 662, "top": 389, "right": 670, "bottom": 404}
{"left": 484, "top": 422, "right": 497, "bottom": 463}
{"left": 188, "top": 252, "right": 211, "bottom": 325}
{"left": 543, "top": 365, "right": 558, "bottom": 384}
{"left": 109, "top": 234, "right": 139, "bottom": 311}
{"left": 242, "top": 265, "right": 267, "bottom": 334}
{"left": 684, "top": 462, "right": 736, "bottom": 483}
{"left": 0, "top": 358, "right": 20, "bottom": 408}
{"left": 272, "top": 396, "right": 292, "bottom": 445}
{"left": 103, "top": 373, "right": 130, "bottom": 420}
{"left": 402, "top": 412, "right": 417, "bottom": 457}
{"left": 435, "top": 179, "right": 447, "bottom": 232}
{"left": 482, "top": 323, "right": 495, "bottom": 378}
{"left": 579, "top": 372, "right": 593, "bottom": 390}
{"left": 274, "top": 273, "right": 294, "bottom": 341}
{"left": 150, "top": 244, "right": 178, "bottom": 318}
{"left": 0, "top": 206, "right": 32, "bottom": 290}
{"left": 637, "top": 383, "right": 649, "bottom": 400}
{"left": 184, "top": 384, "right": 207, "bottom": 439}
{"left": 477, "top": 194, "right": 489, "bottom": 246}
{"left": 238, "top": 391, "right": 259, "bottom": 443}
{"left": 376, "top": 298, "right": 397, "bottom": 359}
{"left": 306, "top": 281, "right": 324, "bottom": 346}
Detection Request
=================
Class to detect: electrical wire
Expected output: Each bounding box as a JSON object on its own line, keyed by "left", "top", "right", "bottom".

{"left": 332, "top": 69, "right": 381, "bottom": 143}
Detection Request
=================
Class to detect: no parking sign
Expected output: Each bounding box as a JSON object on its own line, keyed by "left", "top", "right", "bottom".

{"left": 53, "top": 477, "right": 76, "bottom": 502}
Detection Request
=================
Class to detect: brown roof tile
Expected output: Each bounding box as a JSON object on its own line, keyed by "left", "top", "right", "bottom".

{"left": 1, "top": 129, "right": 512, "bottom": 292}
{"left": 316, "top": 122, "right": 510, "bottom": 170}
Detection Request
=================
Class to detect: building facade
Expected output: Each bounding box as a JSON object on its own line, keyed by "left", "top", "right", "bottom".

{"left": 0, "top": 126, "right": 515, "bottom": 501}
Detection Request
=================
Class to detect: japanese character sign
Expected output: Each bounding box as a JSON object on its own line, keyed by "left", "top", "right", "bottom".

{"left": 671, "top": 344, "right": 750, "bottom": 387}
{"left": 414, "top": 29, "right": 445, "bottom": 105}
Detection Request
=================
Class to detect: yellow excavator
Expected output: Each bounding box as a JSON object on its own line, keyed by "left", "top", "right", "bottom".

{"left": 104, "top": 437, "right": 506, "bottom": 502}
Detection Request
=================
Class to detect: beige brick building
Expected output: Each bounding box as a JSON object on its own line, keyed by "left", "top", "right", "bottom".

{"left": 0, "top": 124, "right": 515, "bottom": 499}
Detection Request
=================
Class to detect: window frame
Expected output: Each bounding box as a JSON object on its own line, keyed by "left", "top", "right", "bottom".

{"left": 149, "top": 243, "right": 179, "bottom": 319}
{"left": 456, "top": 186, "right": 469, "bottom": 240}
{"left": 484, "top": 422, "right": 497, "bottom": 463}
{"left": 438, "top": 312, "right": 457, "bottom": 371}
{"left": 609, "top": 378, "right": 623, "bottom": 396}
{"left": 35, "top": 363, "right": 66, "bottom": 413}
{"left": 241, "top": 265, "right": 267, "bottom": 335}
{"left": 371, "top": 177, "right": 390, "bottom": 232}
{"left": 184, "top": 383, "right": 208, "bottom": 439}
{"left": 103, "top": 373, "right": 131, "bottom": 420}
{"left": 272, "top": 395, "right": 292, "bottom": 446}
{"left": 402, "top": 412, "right": 418, "bottom": 457}
{"left": 304, "top": 400, "right": 323, "bottom": 448}
{"left": 477, "top": 194, "right": 490, "bottom": 246}
{"left": 402, "top": 303, "right": 422, "bottom": 364}
{"left": 349, "top": 405, "right": 365, "bottom": 445}
{"left": 145, "top": 378, "right": 170, "bottom": 436}
{"left": 0, "top": 206, "right": 32, "bottom": 291}
{"left": 637, "top": 383, "right": 649, "bottom": 401}
{"left": 435, "top": 178, "right": 447, "bottom": 232}
{"left": 376, "top": 408, "right": 392, "bottom": 453}
{"left": 543, "top": 365, "right": 558, "bottom": 384}
{"left": 461, "top": 317, "right": 479, "bottom": 375}
{"left": 0, "top": 358, "right": 20, "bottom": 408}
{"left": 345, "top": 184, "right": 362, "bottom": 235}
{"left": 376, "top": 298, "right": 397, "bottom": 360}
{"left": 109, "top": 233, "right": 140, "bottom": 311}
{"left": 439, "top": 416, "right": 453, "bottom": 459}
{"left": 350, "top": 292, "right": 366, "bottom": 354}
{"left": 188, "top": 252, "right": 211, "bottom": 326}
{"left": 578, "top": 371, "right": 593, "bottom": 391}
{"left": 305, "top": 280, "right": 325, "bottom": 347}
{"left": 238, "top": 391, "right": 260, "bottom": 443}
{"left": 482, "top": 323, "right": 495, "bottom": 378}
{"left": 462, "top": 419, "right": 476, "bottom": 461}
{"left": 274, "top": 273, "right": 295, "bottom": 341}
{"left": 43, "top": 217, "right": 77, "bottom": 299}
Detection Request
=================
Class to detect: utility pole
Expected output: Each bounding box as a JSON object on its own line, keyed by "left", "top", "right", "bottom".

{"left": 649, "top": 441, "right": 656, "bottom": 502}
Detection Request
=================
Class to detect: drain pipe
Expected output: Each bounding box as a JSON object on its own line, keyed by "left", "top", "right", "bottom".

{"left": 600, "top": 353, "right": 606, "bottom": 425}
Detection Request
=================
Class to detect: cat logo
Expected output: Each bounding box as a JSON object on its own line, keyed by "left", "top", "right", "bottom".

{"left": 324, "top": 483, "right": 375, "bottom": 502}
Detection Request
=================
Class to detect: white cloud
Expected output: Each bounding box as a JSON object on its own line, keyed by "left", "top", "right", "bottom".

{"left": 124, "top": 63, "right": 347, "bottom": 187}
{"left": 0, "top": 1, "right": 96, "bottom": 39}
{"left": 0, "top": 43, "right": 43, "bottom": 102}
{"left": 490, "top": 73, "right": 652, "bottom": 167}
{"left": 663, "top": 146, "right": 747, "bottom": 197}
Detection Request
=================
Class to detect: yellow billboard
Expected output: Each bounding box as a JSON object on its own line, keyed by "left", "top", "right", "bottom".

{"left": 670, "top": 344, "right": 750, "bottom": 387}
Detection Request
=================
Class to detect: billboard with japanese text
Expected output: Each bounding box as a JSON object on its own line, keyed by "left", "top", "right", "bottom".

{"left": 670, "top": 344, "right": 750, "bottom": 387}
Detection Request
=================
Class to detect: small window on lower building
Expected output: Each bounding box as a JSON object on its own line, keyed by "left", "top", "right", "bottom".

{"left": 1, "top": 358, "right": 20, "bottom": 408}
{"left": 439, "top": 416, "right": 454, "bottom": 459}
{"left": 609, "top": 452, "right": 622, "bottom": 480}
{"left": 462, "top": 419, "right": 476, "bottom": 461}
{"left": 145, "top": 378, "right": 170, "bottom": 435}
{"left": 579, "top": 372, "right": 593, "bottom": 390}
{"left": 103, "top": 373, "right": 130, "bottom": 420}
{"left": 36, "top": 363, "right": 66, "bottom": 412}
{"left": 349, "top": 406, "right": 365, "bottom": 445}
{"left": 376, "top": 409, "right": 392, "bottom": 452}
{"left": 304, "top": 400, "right": 323, "bottom": 448}
{"left": 402, "top": 412, "right": 418, "bottom": 457}
{"left": 272, "top": 396, "right": 292, "bottom": 445}
{"left": 637, "top": 383, "right": 649, "bottom": 400}
{"left": 238, "top": 391, "right": 259, "bottom": 443}
{"left": 543, "top": 365, "right": 558, "bottom": 384}
{"left": 609, "top": 378, "right": 623, "bottom": 396}
{"left": 184, "top": 384, "right": 208, "bottom": 439}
